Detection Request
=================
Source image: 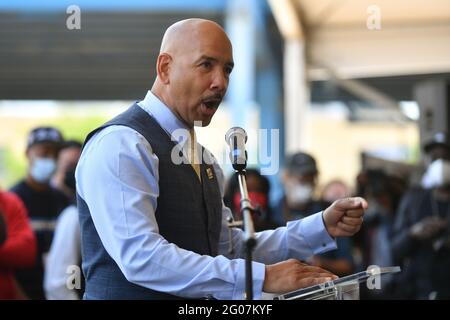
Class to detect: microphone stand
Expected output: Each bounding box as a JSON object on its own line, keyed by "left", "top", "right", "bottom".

{"left": 225, "top": 127, "right": 258, "bottom": 300}
{"left": 236, "top": 170, "right": 257, "bottom": 300}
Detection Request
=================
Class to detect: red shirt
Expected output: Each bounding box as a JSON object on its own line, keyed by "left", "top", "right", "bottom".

{"left": 0, "top": 191, "right": 37, "bottom": 299}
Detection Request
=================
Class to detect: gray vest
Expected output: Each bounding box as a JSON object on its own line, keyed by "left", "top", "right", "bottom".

{"left": 78, "top": 103, "right": 223, "bottom": 299}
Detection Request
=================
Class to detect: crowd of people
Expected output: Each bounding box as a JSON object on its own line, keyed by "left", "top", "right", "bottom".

{"left": 0, "top": 126, "right": 83, "bottom": 299}
{"left": 1, "top": 125, "right": 450, "bottom": 301}
{"left": 1, "top": 124, "right": 450, "bottom": 300}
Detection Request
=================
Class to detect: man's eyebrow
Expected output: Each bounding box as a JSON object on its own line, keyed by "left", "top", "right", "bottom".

{"left": 196, "top": 55, "right": 234, "bottom": 68}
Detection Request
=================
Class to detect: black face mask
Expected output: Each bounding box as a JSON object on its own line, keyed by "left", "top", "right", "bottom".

{"left": 63, "top": 168, "right": 76, "bottom": 192}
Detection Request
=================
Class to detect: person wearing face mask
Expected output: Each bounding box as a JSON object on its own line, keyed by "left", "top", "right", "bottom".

{"left": 9, "top": 126, "right": 70, "bottom": 300}
{"left": 224, "top": 168, "right": 277, "bottom": 232}
{"left": 271, "top": 152, "right": 326, "bottom": 225}
{"left": 271, "top": 152, "right": 355, "bottom": 277}
{"left": 392, "top": 132, "right": 450, "bottom": 299}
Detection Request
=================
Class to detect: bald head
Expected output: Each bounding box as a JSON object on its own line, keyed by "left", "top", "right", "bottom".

{"left": 159, "top": 19, "right": 230, "bottom": 55}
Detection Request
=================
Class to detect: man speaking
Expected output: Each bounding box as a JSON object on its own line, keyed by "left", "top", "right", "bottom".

{"left": 76, "top": 18, "right": 367, "bottom": 300}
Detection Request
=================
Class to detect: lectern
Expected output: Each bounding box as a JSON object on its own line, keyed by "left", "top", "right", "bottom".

{"left": 272, "top": 266, "right": 401, "bottom": 300}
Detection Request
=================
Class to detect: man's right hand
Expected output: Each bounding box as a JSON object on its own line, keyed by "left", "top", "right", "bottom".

{"left": 263, "top": 259, "right": 338, "bottom": 294}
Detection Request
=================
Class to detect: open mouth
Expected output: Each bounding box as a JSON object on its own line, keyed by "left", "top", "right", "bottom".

{"left": 202, "top": 96, "right": 222, "bottom": 109}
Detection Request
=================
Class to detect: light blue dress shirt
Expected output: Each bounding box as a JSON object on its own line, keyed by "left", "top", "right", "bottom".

{"left": 75, "top": 90, "right": 337, "bottom": 300}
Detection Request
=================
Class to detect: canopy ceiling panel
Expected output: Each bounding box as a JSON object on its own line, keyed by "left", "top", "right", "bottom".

{"left": 275, "top": 0, "right": 450, "bottom": 79}
{"left": 0, "top": 11, "right": 222, "bottom": 100}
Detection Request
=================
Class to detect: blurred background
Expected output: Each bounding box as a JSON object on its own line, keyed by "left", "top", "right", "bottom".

{"left": 1, "top": 0, "right": 450, "bottom": 300}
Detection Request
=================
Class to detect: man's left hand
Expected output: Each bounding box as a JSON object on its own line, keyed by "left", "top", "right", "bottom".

{"left": 322, "top": 197, "right": 368, "bottom": 237}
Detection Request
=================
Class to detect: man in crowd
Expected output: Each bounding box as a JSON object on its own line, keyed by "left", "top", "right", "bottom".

{"left": 392, "top": 132, "right": 450, "bottom": 299}
{"left": 272, "top": 152, "right": 354, "bottom": 277}
{"left": 10, "top": 126, "right": 70, "bottom": 299}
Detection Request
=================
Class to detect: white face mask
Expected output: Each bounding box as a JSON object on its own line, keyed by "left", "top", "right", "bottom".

{"left": 30, "top": 157, "right": 57, "bottom": 183}
{"left": 421, "top": 159, "right": 450, "bottom": 189}
{"left": 285, "top": 182, "right": 313, "bottom": 206}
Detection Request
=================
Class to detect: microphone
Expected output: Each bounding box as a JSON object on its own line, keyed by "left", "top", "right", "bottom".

{"left": 225, "top": 127, "right": 248, "bottom": 171}
{"left": 225, "top": 127, "right": 255, "bottom": 300}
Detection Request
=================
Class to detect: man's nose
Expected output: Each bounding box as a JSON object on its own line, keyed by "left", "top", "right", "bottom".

{"left": 210, "top": 69, "right": 228, "bottom": 92}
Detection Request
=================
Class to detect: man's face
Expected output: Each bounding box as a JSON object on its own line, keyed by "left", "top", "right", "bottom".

{"left": 166, "top": 28, "right": 234, "bottom": 127}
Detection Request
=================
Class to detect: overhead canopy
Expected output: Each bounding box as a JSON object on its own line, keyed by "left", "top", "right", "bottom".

{"left": 270, "top": 0, "right": 450, "bottom": 80}
{"left": 268, "top": 0, "right": 450, "bottom": 153}
{"left": 0, "top": 11, "right": 222, "bottom": 100}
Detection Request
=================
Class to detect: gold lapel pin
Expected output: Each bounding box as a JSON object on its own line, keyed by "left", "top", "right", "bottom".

{"left": 206, "top": 167, "right": 214, "bottom": 180}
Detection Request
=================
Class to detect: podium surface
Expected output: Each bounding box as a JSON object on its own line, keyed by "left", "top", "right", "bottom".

{"left": 272, "top": 266, "right": 401, "bottom": 300}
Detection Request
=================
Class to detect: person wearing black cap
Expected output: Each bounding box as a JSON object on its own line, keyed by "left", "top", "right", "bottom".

{"left": 271, "top": 152, "right": 326, "bottom": 225}
{"left": 9, "top": 126, "right": 70, "bottom": 300}
{"left": 271, "top": 152, "right": 354, "bottom": 277}
{"left": 391, "top": 131, "right": 450, "bottom": 299}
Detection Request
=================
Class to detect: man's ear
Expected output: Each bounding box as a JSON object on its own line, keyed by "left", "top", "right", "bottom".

{"left": 156, "top": 53, "right": 172, "bottom": 84}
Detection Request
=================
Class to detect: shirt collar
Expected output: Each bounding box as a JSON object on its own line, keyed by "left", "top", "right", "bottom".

{"left": 138, "top": 90, "right": 191, "bottom": 145}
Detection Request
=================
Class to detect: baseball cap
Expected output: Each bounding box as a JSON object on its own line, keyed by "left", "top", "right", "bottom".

{"left": 423, "top": 132, "right": 450, "bottom": 153}
{"left": 26, "top": 126, "right": 64, "bottom": 150}
{"left": 285, "top": 152, "right": 318, "bottom": 176}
